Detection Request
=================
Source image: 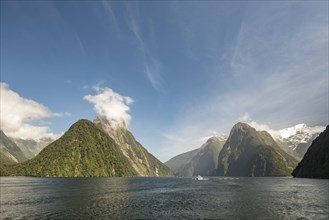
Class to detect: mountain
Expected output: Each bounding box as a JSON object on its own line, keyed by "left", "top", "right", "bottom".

{"left": 292, "top": 125, "right": 329, "bottom": 179}
{"left": 0, "top": 130, "right": 28, "bottom": 164}
{"left": 279, "top": 124, "right": 325, "bottom": 157}
{"left": 0, "top": 119, "right": 138, "bottom": 177}
{"left": 217, "top": 123, "right": 298, "bottom": 177}
{"left": 11, "top": 137, "right": 54, "bottom": 156}
{"left": 94, "top": 116, "right": 172, "bottom": 176}
{"left": 165, "top": 136, "right": 227, "bottom": 176}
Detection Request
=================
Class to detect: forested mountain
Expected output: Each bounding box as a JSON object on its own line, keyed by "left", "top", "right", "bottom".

{"left": 217, "top": 123, "right": 298, "bottom": 177}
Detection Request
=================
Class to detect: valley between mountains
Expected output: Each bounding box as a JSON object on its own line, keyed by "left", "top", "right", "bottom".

{"left": 1, "top": 118, "right": 328, "bottom": 178}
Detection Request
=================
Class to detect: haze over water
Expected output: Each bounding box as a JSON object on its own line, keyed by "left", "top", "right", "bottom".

{"left": 1, "top": 177, "right": 328, "bottom": 219}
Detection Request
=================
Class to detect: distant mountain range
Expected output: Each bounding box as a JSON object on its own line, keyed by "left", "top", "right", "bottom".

{"left": 11, "top": 137, "right": 54, "bottom": 157}
{"left": 0, "top": 130, "right": 29, "bottom": 164}
{"left": 0, "top": 118, "right": 171, "bottom": 177}
{"left": 1, "top": 119, "right": 326, "bottom": 178}
{"left": 292, "top": 125, "right": 329, "bottom": 179}
{"left": 166, "top": 123, "right": 324, "bottom": 177}
{"left": 279, "top": 123, "right": 325, "bottom": 157}
{"left": 165, "top": 135, "right": 227, "bottom": 176}
{"left": 0, "top": 130, "right": 54, "bottom": 164}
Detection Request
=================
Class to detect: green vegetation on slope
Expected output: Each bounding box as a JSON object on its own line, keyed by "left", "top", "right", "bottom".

{"left": 292, "top": 125, "right": 329, "bottom": 179}
{"left": 217, "top": 123, "right": 297, "bottom": 177}
{"left": 0, "top": 120, "right": 137, "bottom": 177}
{"left": 94, "top": 116, "right": 172, "bottom": 176}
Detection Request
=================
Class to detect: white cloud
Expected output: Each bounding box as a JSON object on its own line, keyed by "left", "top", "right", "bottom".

{"left": 83, "top": 86, "right": 133, "bottom": 128}
{"left": 0, "top": 82, "right": 60, "bottom": 140}
{"left": 239, "top": 112, "right": 281, "bottom": 140}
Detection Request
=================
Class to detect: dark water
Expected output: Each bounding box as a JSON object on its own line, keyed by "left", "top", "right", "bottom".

{"left": 0, "top": 177, "right": 328, "bottom": 219}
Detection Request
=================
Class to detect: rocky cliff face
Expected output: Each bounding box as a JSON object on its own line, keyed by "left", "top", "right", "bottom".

{"left": 165, "top": 136, "right": 226, "bottom": 176}
{"left": 217, "top": 123, "right": 298, "bottom": 177}
{"left": 292, "top": 125, "right": 329, "bottom": 179}
{"left": 94, "top": 116, "right": 172, "bottom": 176}
{"left": 0, "top": 130, "right": 28, "bottom": 164}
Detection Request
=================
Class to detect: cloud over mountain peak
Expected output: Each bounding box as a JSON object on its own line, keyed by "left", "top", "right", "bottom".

{"left": 84, "top": 86, "right": 133, "bottom": 128}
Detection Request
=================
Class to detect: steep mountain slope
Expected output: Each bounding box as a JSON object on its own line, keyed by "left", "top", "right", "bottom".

{"left": 11, "top": 137, "right": 54, "bottom": 156}
{"left": 0, "top": 130, "right": 28, "bottom": 164}
{"left": 165, "top": 136, "right": 227, "bottom": 176}
{"left": 292, "top": 125, "right": 329, "bottom": 179}
{"left": 165, "top": 148, "right": 199, "bottom": 176}
{"left": 1, "top": 120, "right": 138, "bottom": 177}
{"left": 94, "top": 116, "right": 172, "bottom": 176}
{"left": 279, "top": 124, "right": 325, "bottom": 157}
{"left": 217, "top": 123, "right": 298, "bottom": 177}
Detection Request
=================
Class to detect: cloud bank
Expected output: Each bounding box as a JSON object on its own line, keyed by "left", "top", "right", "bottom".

{"left": 84, "top": 86, "right": 133, "bottom": 127}
{"left": 0, "top": 82, "right": 60, "bottom": 140}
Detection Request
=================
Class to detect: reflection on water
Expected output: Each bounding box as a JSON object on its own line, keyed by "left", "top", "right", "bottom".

{"left": 1, "top": 177, "right": 328, "bottom": 219}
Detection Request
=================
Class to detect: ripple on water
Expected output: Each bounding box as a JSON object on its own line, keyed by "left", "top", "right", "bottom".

{"left": 0, "top": 177, "right": 328, "bottom": 219}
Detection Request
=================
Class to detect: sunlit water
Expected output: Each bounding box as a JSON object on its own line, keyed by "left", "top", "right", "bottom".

{"left": 1, "top": 177, "right": 328, "bottom": 219}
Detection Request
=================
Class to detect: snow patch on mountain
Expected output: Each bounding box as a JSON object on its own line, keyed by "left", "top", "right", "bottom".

{"left": 279, "top": 124, "right": 325, "bottom": 150}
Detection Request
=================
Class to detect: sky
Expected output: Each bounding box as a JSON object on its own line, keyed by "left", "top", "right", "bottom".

{"left": 1, "top": 1, "right": 328, "bottom": 162}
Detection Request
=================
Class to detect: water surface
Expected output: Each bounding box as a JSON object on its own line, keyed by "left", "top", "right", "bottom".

{"left": 1, "top": 177, "right": 328, "bottom": 219}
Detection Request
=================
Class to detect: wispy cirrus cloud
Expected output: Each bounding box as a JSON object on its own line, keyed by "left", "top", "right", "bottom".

{"left": 159, "top": 2, "right": 328, "bottom": 161}
{"left": 98, "top": 0, "right": 121, "bottom": 36}
{"left": 124, "top": 4, "right": 165, "bottom": 92}
{"left": 227, "top": 2, "right": 328, "bottom": 126}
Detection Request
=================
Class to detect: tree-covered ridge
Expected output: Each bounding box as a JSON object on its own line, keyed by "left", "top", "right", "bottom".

{"left": 0, "top": 119, "right": 137, "bottom": 177}
{"left": 217, "top": 123, "right": 297, "bottom": 177}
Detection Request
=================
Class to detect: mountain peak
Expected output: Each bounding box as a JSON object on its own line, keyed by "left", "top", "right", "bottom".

{"left": 206, "top": 135, "right": 227, "bottom": 143}
{"left": 1, "top": 119, "right": 138, "bottom": 177}
{"left": 233, "top": 122, "right": 251, "bottom": 129}
{"left": 279, "top": 123, "right": 324, "bottom": 138}
{"left": 230, "top": 122, "right": 257, "bottom": 137}
{"left": 93, "top": 115, "right": 171, "bottom": 177}
{"left": 217, "top": 122, "right": 297, "bottom": 177}
{"left": 279, "top": 123, "right": 325, "bottom": 155}
{"left": 94, "top": 115, "right": 127, "bottom": 131}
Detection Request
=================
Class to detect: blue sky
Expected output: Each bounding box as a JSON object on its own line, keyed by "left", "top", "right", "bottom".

{"left": 1, "top": 1, "right": 328, "bottom": 161}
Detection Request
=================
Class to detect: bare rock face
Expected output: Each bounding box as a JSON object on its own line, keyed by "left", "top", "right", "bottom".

{"left": 94, "top": 115, "right": 172, "bottom": 176}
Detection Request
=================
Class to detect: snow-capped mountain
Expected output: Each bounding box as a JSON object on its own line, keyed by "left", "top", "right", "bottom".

{"left": 279, "top": 123, "right": 325, "bottom": 157}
